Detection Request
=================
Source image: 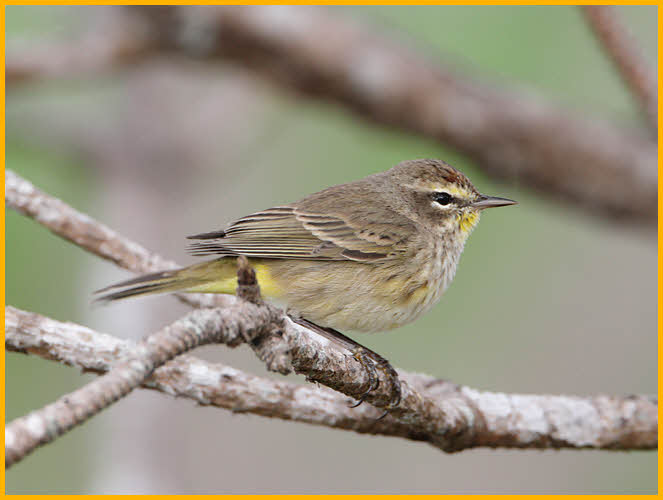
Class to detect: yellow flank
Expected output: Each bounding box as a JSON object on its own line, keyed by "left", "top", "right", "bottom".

{"left": 459, "top": 211, "right": 480, "bottom": 234}
{"left": 405, "top": 284, "right": 430, "bottom": 305}
{"left": 379, "top": 276, "right": 429, "bottom": 305}
{"left": 186, "top": 263, "right": 285, "bottom": 298}
{"left": 380, "top": 276, "right": 411, "bottom": 295}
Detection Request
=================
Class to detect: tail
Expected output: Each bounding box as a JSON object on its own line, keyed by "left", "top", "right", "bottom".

{"left": 94, "top": 259, "right": 238, "bottom": 302}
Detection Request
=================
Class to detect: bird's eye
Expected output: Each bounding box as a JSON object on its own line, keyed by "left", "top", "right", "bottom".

{"left": 433, "top": 192, "right": 453, "bottom": 206}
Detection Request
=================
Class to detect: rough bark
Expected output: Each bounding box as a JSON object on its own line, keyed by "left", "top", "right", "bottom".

{"left": 7, "top": 305, "right": 657, "bottom": 458}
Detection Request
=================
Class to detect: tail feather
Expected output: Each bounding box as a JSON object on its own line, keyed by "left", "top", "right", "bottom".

{"left": 94, "top": 259, "right": 236, "bottom": 303}
{"left": 95, "top": 283, "right": 180, "bottom": 302}
{"left": 94, "top": 270, "right": 178, "bottom": 294}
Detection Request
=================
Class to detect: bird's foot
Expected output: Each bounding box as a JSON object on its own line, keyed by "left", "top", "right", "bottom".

{"left": 349, "top": 346, "right": 401, "bottom": 414}
{"left": 289, "top": 316, "right": 402, "bottom": 416}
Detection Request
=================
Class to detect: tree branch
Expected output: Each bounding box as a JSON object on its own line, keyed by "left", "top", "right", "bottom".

{"left": 7, "top": 305, "right": 657, "bottom": 460}
{"left": 581, "top": 6, "right": 657, "bottom": 135}
{"left": 6, "top": 6, "right": 656, "bottom": 222}
{"left": 4, "top": 305, "right": 427, "bottom": 445}
{"left": 5, "top": 300, "right": 282, "bottom": 468}
{"left": 5, "top": 169, "right": 657, "bottom": 465}
{"left": 4, "top": 8, "right": 153, "bottom": 86}
{"left": 198, "top": 6, "right": 656, "bottom": 222}
{"left": 4, "top": 169, "right": 225, "bottom": 310}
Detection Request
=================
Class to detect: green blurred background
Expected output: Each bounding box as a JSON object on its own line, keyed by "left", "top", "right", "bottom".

{"left": 6, "top": 6, "right": 657, "bottom": 494}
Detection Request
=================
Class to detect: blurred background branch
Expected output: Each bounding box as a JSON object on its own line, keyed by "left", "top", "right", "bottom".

{"left": 4, "top": 11, "right": 151, "bottom": 86}
{"left": 6, "top": 5, "right": 657, "bottom": 223}
{"left": 580, "top": 6, "right": 658, "bottom": 134}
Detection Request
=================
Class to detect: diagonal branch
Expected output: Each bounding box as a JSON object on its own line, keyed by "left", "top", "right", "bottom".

{"left": 6, "top": 6, "right": 657, "bottom": 222}
{"left": 581, "top": 6, "right": 658, "bottom": 134}
{"left": 4, "top": 169, "right": 225, "bottom": 310}
{"left": 5, "top": 169, "right": 658, "bottom": 462}
{"left": 4, "top": 299, "right": 283, "bottom": 468}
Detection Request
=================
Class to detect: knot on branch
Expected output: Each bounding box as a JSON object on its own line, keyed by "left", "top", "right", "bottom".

{"left": 236, "top": 255, "right": 261, "bottom": 304}
{"left": 235, "top": 256, "right": 291, "bottom": 375}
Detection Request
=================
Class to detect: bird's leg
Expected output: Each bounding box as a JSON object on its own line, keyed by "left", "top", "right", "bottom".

{"left": 290, "top": 316, "right": 402, "bottom": 411}
{"left": 348, "top": 347, "right": 380, "bottom": 406}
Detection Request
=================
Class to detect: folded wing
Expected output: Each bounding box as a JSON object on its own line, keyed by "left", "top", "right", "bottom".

{"left": 187, "top": 204, "right": 414, "bottom": 263}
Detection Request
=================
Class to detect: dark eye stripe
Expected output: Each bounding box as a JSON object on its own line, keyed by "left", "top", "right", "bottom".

{"left": 433, "top": 192, "right": 453, "bottom": 205}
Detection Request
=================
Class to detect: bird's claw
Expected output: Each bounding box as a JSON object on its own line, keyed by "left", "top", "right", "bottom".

{"left": 349, "top": 347, "right": 401, "bottom": 414}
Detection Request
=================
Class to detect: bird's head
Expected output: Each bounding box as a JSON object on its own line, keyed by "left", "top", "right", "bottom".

{"left": 388, "top": 159, "right": 517, "bottom": 237}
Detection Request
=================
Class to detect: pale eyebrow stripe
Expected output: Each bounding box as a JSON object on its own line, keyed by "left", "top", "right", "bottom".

{"left": 403, "top": 183, "right": 470, "bottom": 197}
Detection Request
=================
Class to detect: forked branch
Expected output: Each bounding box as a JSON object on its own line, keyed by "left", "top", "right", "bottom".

{"left": 5, "top": 300, "right": 280, "bottom": 468}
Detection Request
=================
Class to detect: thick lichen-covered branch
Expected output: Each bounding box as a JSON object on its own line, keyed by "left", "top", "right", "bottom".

{"left": 5, "top": 301, "right": 282, "bottom": 468}
{"left": 5, "top": 306, "right": 429, "bottom": 445}
{"left": 7, "top": 305, "right": 657, "bottom": 461}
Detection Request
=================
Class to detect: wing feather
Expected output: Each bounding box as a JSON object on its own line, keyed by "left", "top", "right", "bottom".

{"left": 187, "top": 195, "right": 415, "bottom": 262}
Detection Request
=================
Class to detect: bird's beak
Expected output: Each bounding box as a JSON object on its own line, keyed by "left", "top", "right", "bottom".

{"left": 472, "top": 195, "right": 518, "bottom": 209}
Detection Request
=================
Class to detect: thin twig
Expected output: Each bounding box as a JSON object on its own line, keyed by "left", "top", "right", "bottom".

{"left": 581, "top": 6, "right": 657, "bottom": 135}
{"left": 6, "top": 305, "right": 657, "bottom": 458}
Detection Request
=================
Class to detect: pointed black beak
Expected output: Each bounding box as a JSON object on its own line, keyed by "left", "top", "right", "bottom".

{"left": 471, "top": 195, "right": 518, "bottom": 209}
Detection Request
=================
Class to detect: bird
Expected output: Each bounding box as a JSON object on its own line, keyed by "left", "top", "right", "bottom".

{"left": 96, "top": 159, "right": 517, "bottom": 409}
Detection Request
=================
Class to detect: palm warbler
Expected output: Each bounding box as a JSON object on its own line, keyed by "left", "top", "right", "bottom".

{"left": 97, "top": 159, "right": 516, "bottom": 407}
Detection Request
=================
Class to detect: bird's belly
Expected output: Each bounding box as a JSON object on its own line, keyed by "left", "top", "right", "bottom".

{"left": 268, "top": 259, "right": 447, "bottom": 333}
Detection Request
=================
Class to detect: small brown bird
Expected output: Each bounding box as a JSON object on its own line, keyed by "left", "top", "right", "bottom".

{"left": 97, "top": 159, "right": 517, "bottom": 408}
